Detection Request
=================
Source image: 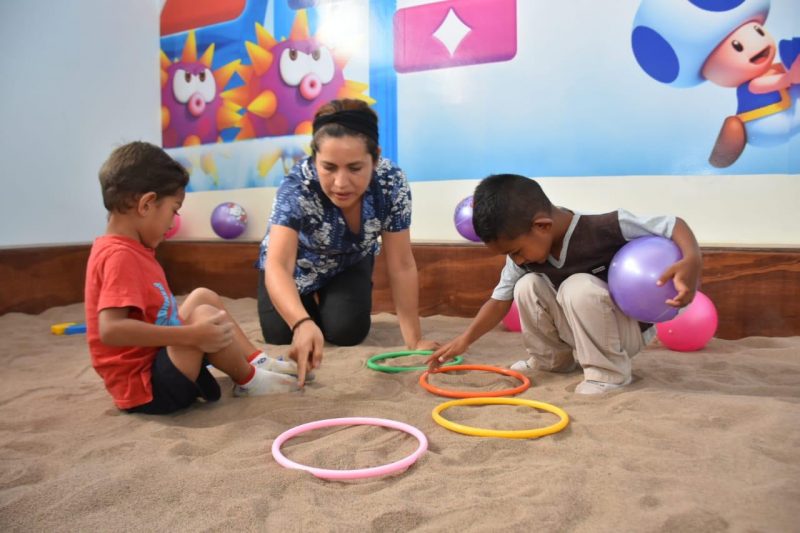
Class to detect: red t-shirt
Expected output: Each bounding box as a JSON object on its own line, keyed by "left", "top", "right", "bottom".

{"left": 84, "top": 235, "right": 182, "bottom": 409}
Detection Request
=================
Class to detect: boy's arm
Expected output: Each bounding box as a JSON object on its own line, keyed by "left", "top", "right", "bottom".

{"left": 658, "top": 217, "right": 703, "bottom": 307}
{"left": 98, "top": 307, "right": 233, "bottom": 354}
{"left": 426, "top": 298, "right": 512, "bottom": 369}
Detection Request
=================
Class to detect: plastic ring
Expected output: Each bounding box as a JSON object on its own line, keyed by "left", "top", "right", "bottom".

{"left": 419, "top": 364, "right": 530, "bottom": 398}
{"left": 271, "top": 417, "right": 428, "bottom": 480}
{"left": 432, "top": 397, "right": 569, "bottom": 439}
{"left": 366, "top": 350, "right": 464, "bottom": 373}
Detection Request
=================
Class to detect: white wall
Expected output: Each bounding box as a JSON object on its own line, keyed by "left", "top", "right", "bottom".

{"left": 407, "top": 174, "right": 800, "bottom": 247}
{"left": 0, "top": 1, "right": 797, "bottom": 249}
{"left": 185, "top": 172, "right": 800, "bottom": 248}
{"left": 0, "top": 0, "right": 161, "bottom": 248}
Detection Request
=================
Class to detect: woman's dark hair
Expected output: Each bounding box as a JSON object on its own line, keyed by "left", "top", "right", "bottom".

{"left": 98, "top": 141, "right": 189, "bottom": 212}
{"left": 472, "top": 174, "right": 553, "bottom": 242}
{"left": 311, "top": 99, "right": 380, "bottom": 162}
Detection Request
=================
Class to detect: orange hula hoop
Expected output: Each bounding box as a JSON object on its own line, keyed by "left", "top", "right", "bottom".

{"left": 419, "top": 364, "right": 531, "bottom": 398}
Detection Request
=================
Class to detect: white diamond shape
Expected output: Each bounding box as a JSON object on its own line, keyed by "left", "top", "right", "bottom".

{"left": 432, "top": 8, "right": 471, "bottom": 57}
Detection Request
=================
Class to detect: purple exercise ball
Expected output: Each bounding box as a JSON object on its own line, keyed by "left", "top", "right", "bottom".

{"left": 210, "top": 202, "right": 248, "bottom": 239}
{"left": 608, "top": 236, "right": 681, "bottom": 323}
{"left": 454, "top": 196, "right": 481, "bottom": 242}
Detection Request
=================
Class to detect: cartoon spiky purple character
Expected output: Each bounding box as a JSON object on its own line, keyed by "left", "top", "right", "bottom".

{"left": 228, "top": 10, "right": 373, "bottom": 139}
{"left": 161, "top": 31, "right": 241, "bottom": 148}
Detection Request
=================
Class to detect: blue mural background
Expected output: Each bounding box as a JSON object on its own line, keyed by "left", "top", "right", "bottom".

{"left": 159, "top": 0, "right": 799, "bottom": 191}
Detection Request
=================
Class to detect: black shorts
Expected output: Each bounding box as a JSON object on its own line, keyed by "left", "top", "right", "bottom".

{"left": 125, "top": 348, "right": 221, "bottom": 415}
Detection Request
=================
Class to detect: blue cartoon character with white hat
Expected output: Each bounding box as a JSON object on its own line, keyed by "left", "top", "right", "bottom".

{"left": 631, "top": 0, "right": 799, "bottom": 168}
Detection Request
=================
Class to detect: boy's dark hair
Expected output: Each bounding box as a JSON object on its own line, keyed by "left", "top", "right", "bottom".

{"left": 98, "top": 141, "right": 189, "bottom": 213}
{"left": 472, "top": 174, "right": 553, "bottom": 242}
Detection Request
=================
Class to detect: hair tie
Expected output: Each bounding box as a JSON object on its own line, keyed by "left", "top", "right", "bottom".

{"left": 291, "top": 316, "right": 314, "bottom": 334}
{"left": 312, "top": 109, "right": 379, "bottom": 144}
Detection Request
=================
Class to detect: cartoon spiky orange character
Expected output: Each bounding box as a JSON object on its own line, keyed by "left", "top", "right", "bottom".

{"left": 160, "top": 31, "right": 242, "bottom": 148}
{"left": 228, "top": 10, "right": 374, "bottom": 139}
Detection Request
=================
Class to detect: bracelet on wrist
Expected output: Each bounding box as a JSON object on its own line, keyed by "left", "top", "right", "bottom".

{"left": 291, "top": 316, "right": 313, "bottom": 334}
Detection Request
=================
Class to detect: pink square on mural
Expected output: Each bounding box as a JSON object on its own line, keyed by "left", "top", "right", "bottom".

{"left": 394, "top": 0, "right": 517, "bottom": 73}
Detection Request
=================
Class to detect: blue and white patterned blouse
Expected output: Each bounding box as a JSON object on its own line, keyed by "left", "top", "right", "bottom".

{"left": 256, "top": 156, "right": 412, "bottom": 295}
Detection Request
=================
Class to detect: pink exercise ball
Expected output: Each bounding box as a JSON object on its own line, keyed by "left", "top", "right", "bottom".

{"left": 502, "top": 301, "right": 522, "bottom": 332}
{"left": 165, "top": 213, "right": 181, "bottom": 239}
{"left": 655, "top": 291, "right": 718, "bottom": 352}
{"left": 454, "top": 196, "right": 481, "bottom": 242}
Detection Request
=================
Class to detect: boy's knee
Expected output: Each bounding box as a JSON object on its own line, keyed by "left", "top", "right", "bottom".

{"left": 188, "top": 287, "right": 222, "bottom": 306}
{"left": 184, "top": 303, "right": 221, "bottom": 323}
{"left": 557, "top": 274, "right": 611, "bottom": 310}
{"left": 513, "top": 274, "right": 557, "bottom": 322}
{"left": 513, "top": 273, "right": 551, "bottom": 299}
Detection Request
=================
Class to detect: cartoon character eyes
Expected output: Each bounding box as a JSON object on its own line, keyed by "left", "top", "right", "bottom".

{"left": 195, "top": 69, "right": 215, "bottom": 101}
{"left": 754, "top": 26, "right": 765, "bottom": 37}
{"left": 731, "top": 40, "right": 744, "bottom": 53}
{"left": 279, "top": 47, "right": 335, "bottom": 86}
{"left": 172, "top": 68, "right": 217, "bottom": 104}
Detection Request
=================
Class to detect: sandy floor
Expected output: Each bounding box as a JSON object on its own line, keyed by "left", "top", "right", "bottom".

{"left": 1, "top": 297, "right": 799, "bottom": 532}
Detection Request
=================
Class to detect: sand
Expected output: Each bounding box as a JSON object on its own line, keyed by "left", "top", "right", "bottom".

{"left": 1, "top": 297, "right": 799, "bottom": 532}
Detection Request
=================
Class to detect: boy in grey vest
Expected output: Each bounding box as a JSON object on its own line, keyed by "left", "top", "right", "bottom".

{"left": 427, "top": 174, "right": 702, "bottom": 395}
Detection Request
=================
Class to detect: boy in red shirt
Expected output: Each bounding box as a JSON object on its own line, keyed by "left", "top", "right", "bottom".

{"left": 85, "top": 142, "right": 299, "bottom": 414}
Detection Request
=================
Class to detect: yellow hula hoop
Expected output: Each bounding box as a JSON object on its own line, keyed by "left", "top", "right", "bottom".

{"left": 432, "top": 397, "right": 570, "bottom": 439}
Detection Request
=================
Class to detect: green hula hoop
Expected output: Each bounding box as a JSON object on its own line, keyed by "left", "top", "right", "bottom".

{"left": 366, "top": 350, "right": 464, "bottom": 373}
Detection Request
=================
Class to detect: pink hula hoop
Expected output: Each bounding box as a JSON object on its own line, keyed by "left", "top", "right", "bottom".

{"left": 271, "top": 417, "right": 428, "bottom": 480}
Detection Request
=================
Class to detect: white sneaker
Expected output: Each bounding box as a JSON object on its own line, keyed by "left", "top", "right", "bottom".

{"left": 233, "top": 368, "right": 298, "bottom": 397}
{"left": 251, "top": 353, "right": 314, "bottom": 382}
{"left": 575, "top": 376, "right": 632, "bottom": 396}
{"left": 511, "top": 358, "right": 579, "bottom": 373}
{"left": 510, "top": 358, "right": 534, "bottom": 372}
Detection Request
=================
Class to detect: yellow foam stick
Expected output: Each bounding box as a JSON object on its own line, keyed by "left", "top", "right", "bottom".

{"left": 51, "top": 322, "right": 77, "bottom": 335}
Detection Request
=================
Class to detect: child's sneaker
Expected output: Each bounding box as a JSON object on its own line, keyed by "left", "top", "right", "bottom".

{"left": 510, "top": 358, "right": 534, "bottom": 372}
{"left": 250, "top": 353, "right": 314, "bottom": 382}
{"left": 575, "top": 376, "right": 632, "bottom": 396}
{"left": 510, "top": 357, "right": 578, "bottom": 373}
{"left": 233, "top": 368, "right": 298, "bottom": 397}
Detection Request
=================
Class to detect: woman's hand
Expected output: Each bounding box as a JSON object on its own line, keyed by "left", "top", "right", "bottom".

{"left": 413, "top": 339, "right": 440, "bottom": 351}
{"left": 287, "top": 320, "right": 324, "bottom": 387}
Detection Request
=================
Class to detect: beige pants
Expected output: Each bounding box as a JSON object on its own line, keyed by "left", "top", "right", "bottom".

{"left": 514, "top": 273, "right": 648, "bottom": 384}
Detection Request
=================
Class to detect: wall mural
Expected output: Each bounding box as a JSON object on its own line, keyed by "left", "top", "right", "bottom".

{"left": 159, "top": 0, "right": 799, "bottom": 191}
